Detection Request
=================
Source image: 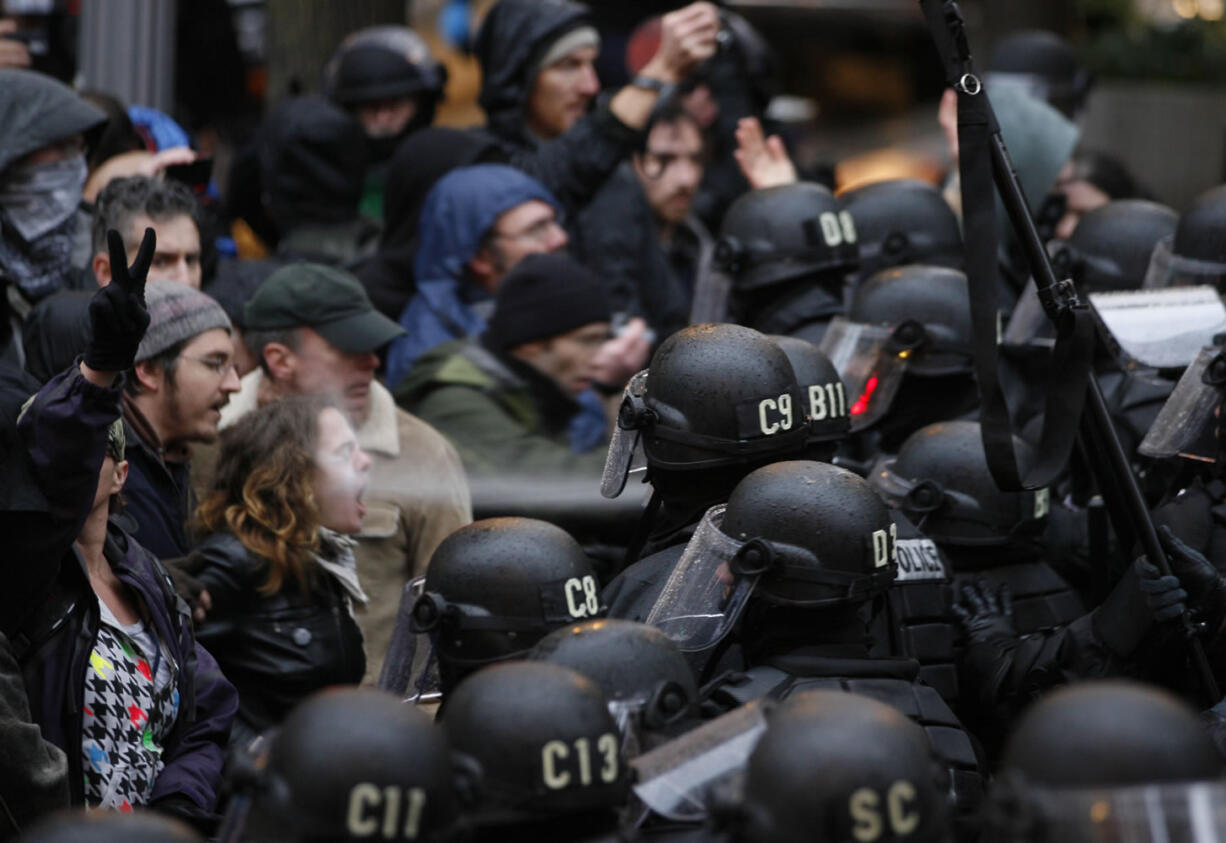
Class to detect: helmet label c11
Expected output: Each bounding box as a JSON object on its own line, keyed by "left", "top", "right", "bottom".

{"left": 542, "top": 733, "right": 620, "bottom": 790}
{"left": 346, "top": 784, "right": 428, "bottom": 840}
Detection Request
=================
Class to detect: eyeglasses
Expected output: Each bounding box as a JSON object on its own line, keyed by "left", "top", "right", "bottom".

{"left": 493, "top": 216, "right": 563, "bottom": 245}
{"left": 179, "top": 353, "right": 237, "bottom": 377}
{"left": 639, "top": 150, "right": 705, "bottom": 181}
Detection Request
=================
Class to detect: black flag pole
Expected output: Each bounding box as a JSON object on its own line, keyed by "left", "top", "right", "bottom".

{"left": 919, "top": 0, "right": 1219, "bottom": 702}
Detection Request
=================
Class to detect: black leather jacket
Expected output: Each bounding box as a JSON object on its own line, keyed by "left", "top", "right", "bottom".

{"left": 192, "top": 532, "right": 365, "bottom": 747}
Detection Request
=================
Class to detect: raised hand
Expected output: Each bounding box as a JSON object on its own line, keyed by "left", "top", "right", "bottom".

{"left": 84, "top": 227, "right": 155, "bottom": 373}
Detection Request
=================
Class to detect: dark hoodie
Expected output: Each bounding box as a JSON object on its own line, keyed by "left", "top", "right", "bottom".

{"left": 474, "top": 0, "right": 641, "bottom": 214}
{"left": 21, "top": 291, "right": 92, "bottom": 385}
{"left": 353, "top": 128, "right": 504, "bottom": 321}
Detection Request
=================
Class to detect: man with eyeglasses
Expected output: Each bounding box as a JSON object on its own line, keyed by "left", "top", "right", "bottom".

{"left": 121, "top": 281, "right": 241, "bottom": 559}
{"left": 574, "top": 100, "right": 712, "bottom": 344}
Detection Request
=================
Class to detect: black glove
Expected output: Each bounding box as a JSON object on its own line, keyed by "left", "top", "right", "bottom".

{"left": 1160, "top": 525, "right": 1226, "bottom": 626}
{"left": 951, "top": 579, "right": 1017, "bottom": 644}
{"left": 164, "top": 550, "right": 211, "bottom": 624}
{"left": 83, "top": 227, "right": 154, "bottom": 372}
{"left": 1134, "top": 556, "right": 1188, "bottom": 623}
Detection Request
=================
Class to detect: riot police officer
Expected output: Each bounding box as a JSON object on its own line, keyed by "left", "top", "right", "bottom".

{"left": 840, "top": 178, "right": 963, "bottom": 285}
{"left": 1144, "top": 183, "right": 1226, "bottom": 291}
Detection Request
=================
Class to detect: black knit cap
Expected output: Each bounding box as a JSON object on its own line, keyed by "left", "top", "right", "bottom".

{"left": 484, "top": 253, "right": 612, "bottom": 350}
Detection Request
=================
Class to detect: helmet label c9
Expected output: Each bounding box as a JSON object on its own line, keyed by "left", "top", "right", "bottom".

{"left": 564, "top": 576, "right": 601, "bottom": 619}
{"left": 849, "top": 779, "right": 919, "bottom": 841}
{"left": 346, "top": 783, "right": 428, "bottom": 840}
{"left": 542, "top": 733, "right": 619, "bottom": 790}
{"left": 755, "top": 392, "right": 795, "bottom": 436}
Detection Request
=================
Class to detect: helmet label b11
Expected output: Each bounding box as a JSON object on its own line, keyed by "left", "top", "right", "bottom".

{"left": 808, "top": 381, "right": 848, "bottom": 421}
{"left": 542, "top": 733, "right": 619, "bottom": 790}
{"left": 346, "top": 784, "right": 428, "bottom": 840}
{"left": 849, "top": 780, "right": 920, "bottom": 841}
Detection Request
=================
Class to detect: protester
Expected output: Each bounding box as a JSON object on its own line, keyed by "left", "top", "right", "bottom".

{"left": 191, "top": 395, "right": 370, "bottom": 747}
{"left": 219, "top": 262, "right": 471, "bottom": 684}
{"left": 90, "top": 176, "right": 204, "bottom": 289}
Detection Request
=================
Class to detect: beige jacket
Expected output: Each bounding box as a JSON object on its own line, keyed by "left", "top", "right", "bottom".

{"left": 214, "top": 370, "right": 473, "bottom": 683}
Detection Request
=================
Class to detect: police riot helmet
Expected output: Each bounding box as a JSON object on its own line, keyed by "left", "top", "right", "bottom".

{"left": 410, "top": 518, "right": 604, "bottom": 693}
{"left": 840, "top": 179, "right": 963, "bottom": 280}
{"left": 441, "top": 661, "right": 629, "bottom": 822}
{"left": 602, "top": 324, "right": 809, "bottom": 497}
{"left": 324, "top": 26, "right": 446, "bottom": 130}
{"left": 732, "top": 691, "right": 949, "bottom": 843}
{"left": 529, "top": 619, "right": 699, "bottom": 741}
{"left": 987, "top": 681, "right": 1226, "bottom": 842}
{"left": 871, "top": 421, "right": 1050, "bottom": 548}
{"left": 770, "top": 335, "right": 851, "bottom": 452}
{"left": 715, "top": 183, "right": 859, "bottom": 292}
{"left": 247, "top": 689, "right": 460, "bottom": 843}
{"left": 986, "top": 30, "right": 1090, "bottom": 118}
{"left": 848, "top": 265, "right": 974, "bottom": 378}
{"left": 19, "top": 812, "right": 202, "bottom": 843}
{"left": 1051, "top": 199, "right": 1177, "bottom": 293}
{"left": 1145, "top": 184, "right": 1226, "bottom": 290}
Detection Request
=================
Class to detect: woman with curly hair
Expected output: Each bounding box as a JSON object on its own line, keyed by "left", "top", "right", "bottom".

{"left": 191, "top": 395, "right": 372, "bottom": 747}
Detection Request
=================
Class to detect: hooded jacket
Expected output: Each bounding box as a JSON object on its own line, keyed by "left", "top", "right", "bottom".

{"left": 353, "top": 128, "right": 505, "bottom": 321}
{"left": 382, "top": 164, "right": 562, "bottom": 389}
{"left": 473, "top": 0, "right": 641, "bottom": 214}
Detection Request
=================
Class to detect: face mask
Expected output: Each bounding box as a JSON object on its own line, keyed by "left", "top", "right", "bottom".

{"left": 0, "top": 153, "right": 87, "bottom": 243}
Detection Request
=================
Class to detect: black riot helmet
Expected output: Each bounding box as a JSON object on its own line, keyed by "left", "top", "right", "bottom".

{"left": 601, "top": 324, "right": 809, "bottom": 498}
{"left": 732, "top": 691, "right": 949, "bottom": 843}
{"left": 770, "top": 335, "right": 851, "bottom": 458}
{"left": 441, "top": 661, "right": 630, "bottom": 826}
{"left": 840, "top": 179, "right": 963, "bottom": 280}
{"left": 529, "top": 619, "right": 699, "bottom": 745}
{"left": 1051, "top": 199, "right": 1178, "bottom": 293}
{"left": 715, "top": 183, "right": 859, "bottom": 292}
{"left": 871, "top": 421, "right": 1050, "bottom": 549}
{"left": 20, "top": 812, "right": 202, "bottom": 843}
{"left": 410, "top": 518, "right": 605, "bottom": 694}
{"left": 244, "top": 689, "right": 460, "bottom": 843}
{"left": 848, "top": 265, "right": 974, "bottom": 378}
{"left": 987, "top": 681, "right": 1226, "bottom": 842}
{"left": 1145, "top": 183, "right": 1226, "bottom": 290}
{"left": 324, "top": 26, "right": 446, "bottom": 132}
{"left": 986, "top": 30, "right": 1091, "bottom": 118}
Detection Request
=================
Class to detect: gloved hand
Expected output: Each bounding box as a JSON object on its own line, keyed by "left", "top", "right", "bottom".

{"left": 1134, "top": 556, "right": 1187, "bottom": 623}
{"left": 83, "top": 227, "right": 154, "bottom": 372}
{"left": 952, "top": 579, "right": 1017, "bottom": 644}
{"left": 1160, "top": 525, "right": 1226, "bottom": 626}
{"left": 164, "top": 550, "right": 212, "bottom": 624}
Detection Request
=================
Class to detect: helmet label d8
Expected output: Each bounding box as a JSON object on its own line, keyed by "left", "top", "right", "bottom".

{"left": 818, "top": 211, "right": 858, "bottom": 248}
{"left": 542, "top": 733, "right": 619, "bottom": 790}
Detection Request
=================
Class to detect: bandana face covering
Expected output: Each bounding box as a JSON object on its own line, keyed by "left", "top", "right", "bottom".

{"left": 0, "top": 154, "right": 87, "bottom": 242}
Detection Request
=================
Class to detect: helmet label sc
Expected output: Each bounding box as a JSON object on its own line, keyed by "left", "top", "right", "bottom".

{"left": 542, "top": 733, "right": 619, "bottom": 790}
{"left": 849, "top": 780, "right": 919, "bottom": 841}
{"left": 346, "top": 784, "right": 428, "bottom": 840}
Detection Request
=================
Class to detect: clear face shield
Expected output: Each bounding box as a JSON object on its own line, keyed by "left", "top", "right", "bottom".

{"left": 377, "top": 576, "right": 442, "bottom": 705}
{"left": 628, "top": 700, "right": 770, "bottom": 825}
{"left": 990, "top": 779, "right": 1226, "bottom": 843}
{"left": 818, "top": 317, "right": 916, "bottom": 431}
{"left": 1144, "top": 235, "right": 1226, "bottom": 291}
{"left": 601, "top": 370, "right": 650, "bottom": 499}
{"left": 1089, "top": 287, "right": 1226, "bottom": 372}
{"left": 1138, "top": 346, "right": 1226, "bottom": 463}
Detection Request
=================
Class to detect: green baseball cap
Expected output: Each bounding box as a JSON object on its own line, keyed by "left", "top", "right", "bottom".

{"left": 244, "top": 263, "right": 405, "bottom": 354}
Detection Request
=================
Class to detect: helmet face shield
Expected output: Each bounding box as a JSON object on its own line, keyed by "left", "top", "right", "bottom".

{"left": 601, "top": 370, "right": 650, "bottom": 498}
{"left": 1089, "top": 287, "right": 1226, "bottom": 371}
{"left": 989, "top": 780, "right": 1226, "bottom": 843}
{"left": 379, "top": 576, "right": 442, "bottom": 704}
{"left": 1144, "top": 235, "right": 1226, "bottom": 291}
{"left": 630, "top": 700, "right": 770, "bottom": 824}
{"left": 645, "top": 506, "right": 759, "bottom": 655}
{"left": 1139, "top": 346, "right": 1226, "bottom": 462}
{"left": 819, "top": 317, "right": 911, "bottom": 431}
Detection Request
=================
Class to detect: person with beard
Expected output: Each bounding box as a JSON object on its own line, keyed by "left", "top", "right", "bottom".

{"left": 121, "top": 282, "right": 241, "bottom": 559}
{"left": 573, "top": 100, "right": 712, "bottom": 345}
{"left": 215, "top": 262, "right": 472, "bottom": 685}
{"left": 473, "top": 0, "right": 719, "bottom": 215}
{"left": 0, "top": 69, "right": 105, "bottom": 366}
{"left": 351, "top": 128, "right": 505, "bottom": 323}
{"left": 90, "top": 176, "right": 204, "bottom": 290}
{"left": 323, "top": 26, "right": 448, "bottom": 221}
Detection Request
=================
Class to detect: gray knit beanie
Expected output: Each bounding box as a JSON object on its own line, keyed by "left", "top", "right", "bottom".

{"left": 135, "top": 281, "right": 232, "bottom": 363}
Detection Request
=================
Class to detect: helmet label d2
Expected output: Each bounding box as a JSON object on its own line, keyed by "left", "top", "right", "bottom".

{"left": 872, "top": 523, "right": 898, "bottom": 568}
{"left": 542, "top": 733, "right": 620, "bottom": 790}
